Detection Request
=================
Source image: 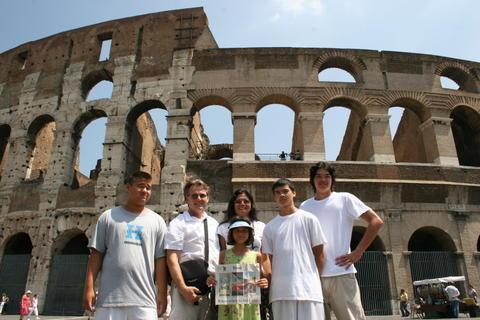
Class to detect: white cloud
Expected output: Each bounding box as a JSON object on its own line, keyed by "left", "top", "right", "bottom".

{"left": 270, "top": 12, "right": 281, "bottom": 22}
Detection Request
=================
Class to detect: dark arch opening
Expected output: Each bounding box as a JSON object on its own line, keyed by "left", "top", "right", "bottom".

{"left": 408, "top": 227, "right": 456, "bottom": 252}
{"left": 81, "top": 69, "right": 113, "bottom": 100}
{"left": 125, "top": 100, "right": 167, "bottom": 184}
{"left": 0, "top": 124, "right": 11, "bottom": 176}
{"left": 3, "top": 233, "right": 33, "bottom": 255}
{"left": 451, "top": 106, "right": 480, "bottom": 167}
{"left": 72, "top": 110, "right": 108, "bottom": 185}
{"left": 26, "top": 115, "right": 56, "bottom": 180}
{"left": 351, "top": 226, "right": 386, "bottom": 251}
{"left": 477, "top": 235, "right": 480, "bottom": 252}
{"left": 61, "top": 234, "right": 89, "bottom": 255}
{"left": 317, "top": 56, "right": 363, "bottom": 83}
{"left": 440, "top": 67, "right": 477, "bottom": 93}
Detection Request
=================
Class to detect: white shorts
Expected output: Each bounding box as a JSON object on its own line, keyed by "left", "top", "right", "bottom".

{"left": 272, "top": 300, "right": 325, "bottom": 320}
{"left": 95, "top": 306, "right": 158, "bottom": 320}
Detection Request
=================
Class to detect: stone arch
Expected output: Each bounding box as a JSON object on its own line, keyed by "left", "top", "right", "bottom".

{"left": 256, "top": 93, "right": 299, "bottom": 113}
{"left": 388, "top": 97, "right": 431, "bottom": 163}
{"left": 64, "top": 109, "right": 108, "bottom": 187}
{"left": 255, "top": 96, "right": 297, "bottom": 158}
{"left": 191, "top": 95, "right": 233, "bottom": 113}
{"left": 408, "top": 226, "right": 456, "bottom": 252}
{"left": 44, "top": 229, "right": 89, "bottom": 315}
{"left": 0, "top": 232, "right": 32, "bottom": 315}
{"left": 351, "top": 226, "right": 392, "bottom": 315}
{"left": 81, "top": 68, "right": 113, "bottom": 100}
{"left": 0, "top": 124, "right": 11, "bottom": 176}
{"left": 450, "top": 105, "right": 480, "bottom": 167}
{"left": 2, "top": 232, "right": 33, "bottom": 254}
{"left": 125, "top": 100, "right": 167, "bottom": 183}
{"left": 205, "top": 144, "right": 233, "bottom": 160}
{"left": 323, "top": 96, "right": 370, "bottom": 161}
{"left": 351, "top": 226, "right": 386, "bottom": 251}
{"left": 25, "top": 114, "right": 56, "bottom": 180}
{"left": 313, "top": 52, "right": 366, "bottom": 83}
{"left": 408, "top": 226, "right": 460, "bottom": 281}
{"left": 49, "top": 228, "right": 89, "bottom": 256}
{"left": 435, "top": 62, "right": 478, "bottom": 93}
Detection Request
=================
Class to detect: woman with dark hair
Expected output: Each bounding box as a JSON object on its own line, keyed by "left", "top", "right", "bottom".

{"left": 217, "top": 189, "right": 265, "bottom": 251}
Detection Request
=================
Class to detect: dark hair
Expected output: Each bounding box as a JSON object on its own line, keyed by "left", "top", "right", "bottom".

{"left": 221, "top": 189, "right": 258, "bottom": 224}
{"left": 309, "top": 161, "right": 336, "bottom": 192}
{"left": 125, "top": 171, "right": 152, "bottom": 184}
{"left": 271, "top": 178, "right": 295, "bottom": 193}
{"left": 227, "top": 217, "right": 254, "bottom": 246}
{"left": 183, "top": 177, "right": 210, "bottom": 199}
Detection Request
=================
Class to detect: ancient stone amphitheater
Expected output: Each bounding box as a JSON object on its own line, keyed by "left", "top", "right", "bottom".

{"left": 0, "top": 7, "right": 478, "bottom": 316}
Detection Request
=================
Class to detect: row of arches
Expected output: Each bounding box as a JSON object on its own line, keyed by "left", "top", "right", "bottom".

{"left": 0, "top": 225, "right": 477, "bottom": 316}
{"left": 0, "top": 96, "right": 479, "bottom": 187}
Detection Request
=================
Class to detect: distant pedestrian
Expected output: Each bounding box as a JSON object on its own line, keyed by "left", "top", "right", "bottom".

{"left": 399, "top": 289, "right": 410, "bottom": 317}
{"left": 468, "top": 284, "right": 478, "bottom": 303}
{"left": 0, "top": 292, "right": 9, "bottom": 314}
{"left": 27, "top": 294, "right": 40, "bottom": 320}
{"left": 19, "top": 290, "right": 31, "bottom": 320}
{"left": 444, "top": 282, "right": 460, "bottom": 318}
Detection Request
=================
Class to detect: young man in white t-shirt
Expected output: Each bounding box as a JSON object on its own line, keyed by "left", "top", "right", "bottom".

{"left": 300, "top": 162, "right": 384, "bottom": 320}
{"left": 83, "top": 171, "right": 168, "bottom": 320}
{"left": 262, "top": 178, "right": 326, "bottom": 320}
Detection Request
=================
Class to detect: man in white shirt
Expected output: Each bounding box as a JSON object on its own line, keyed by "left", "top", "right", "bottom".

{"left": 444, "top": 283, "right": 460, "bottom": 318}
{"left": 300, "top": 162, "right": 384, "bottom": 320}
{"left": 166, "top": 178, "right": 219, "bottom": 320}
{"left": 262, "top": 178, "right": 326, "bottom": 320}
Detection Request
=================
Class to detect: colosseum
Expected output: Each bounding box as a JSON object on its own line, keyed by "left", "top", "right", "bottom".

{"left": 0, "top": 7, "right": 479, "bottom": 316}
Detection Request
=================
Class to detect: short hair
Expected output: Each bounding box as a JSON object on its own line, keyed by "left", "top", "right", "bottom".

{"left": 183, "top": 177, "right": 210, "bottom": 199}
{"left": 227, "top": 217, "right": 254, "bottom": 246}
{"left": 309, "top": 161, "right": 336, "bottom": 192}
{"left": 271, "top": 178, "right": 295, "bottom": 193}
{"left": 222, "top": 188, "right": 258, "bottom": 224}
{"left": 125, "top": 171, "right": 152, "bottom": 184}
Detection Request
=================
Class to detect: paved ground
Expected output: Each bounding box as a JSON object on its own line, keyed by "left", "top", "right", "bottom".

{"left": 0, "top": 315, "right": 475, "bottom": 319}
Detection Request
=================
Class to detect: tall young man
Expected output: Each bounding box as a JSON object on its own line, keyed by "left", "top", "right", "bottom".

{"left": 300, "top": 162, "right": 384, "bottom": 320}
{"left": 83, "top": 171, "right": 168, "bottom": 320}
{"left": 262, "top": 178, "right": 326, "bottom": 320}
{"left": 165, "top": 178, "right": 219, "bottom": 320}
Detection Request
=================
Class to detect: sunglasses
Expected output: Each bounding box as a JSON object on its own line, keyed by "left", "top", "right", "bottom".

{"left": 190, "top": 193, "right": 208, "bottom": 199}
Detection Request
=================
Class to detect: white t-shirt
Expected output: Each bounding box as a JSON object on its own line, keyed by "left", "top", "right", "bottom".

{"left": 165, "top": 211, "right": 219, "bottom": 274}
{"left": 445, "top": 285, "right": 460, "bottom": 301}
{"left": 216, "top": 220, "right": 265, "bottom": 251}
{"left": 262, "top": 209, "right": 326, "bottom": 303}
{"left": 300, "top": 192, "right": 370, "bottom": 277}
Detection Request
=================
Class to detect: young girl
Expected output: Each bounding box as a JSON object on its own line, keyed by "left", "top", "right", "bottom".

{"left": 208, "top": 217, "right": 270, "bottom": 320}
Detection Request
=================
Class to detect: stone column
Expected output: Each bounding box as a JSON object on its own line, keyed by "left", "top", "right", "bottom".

{"left": 362, "top": 114, "right": 396, "bottom": 163}
{"left": 298, "top": 111, "right": 325, "bottom": 161}
{"left": 159, "top": 108, "right": 192, "bottom": 216}
{"left": 95, "top": 116, "right": 129, "bottom": 212}
{"left": 452, "top": 210, "right": 480, "bottom": 290}
{"left": 419, "top": 117, "right": 459, "bottom": 166}
{"left": 385, "top": 209, "right": 412, "bottom": 315}
{"left": 232, "top": 112, "right": 256, "bottom": 161}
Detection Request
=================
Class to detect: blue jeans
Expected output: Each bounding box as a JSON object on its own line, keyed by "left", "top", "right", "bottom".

{"left": 450, "top": 300, "right": 460, "bottom": 318}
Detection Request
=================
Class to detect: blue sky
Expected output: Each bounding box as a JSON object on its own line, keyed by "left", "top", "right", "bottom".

{"left": 1, "top": 1, "right": 479, "bottom": 173}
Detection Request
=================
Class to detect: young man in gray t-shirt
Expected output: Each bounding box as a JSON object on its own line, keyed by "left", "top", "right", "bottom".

{"left": 83, "top": 171, "right": 168, "bottom": 320}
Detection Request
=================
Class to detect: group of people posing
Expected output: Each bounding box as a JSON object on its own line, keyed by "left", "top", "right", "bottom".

{"left": 82, "top": 161, "right": 384, "bottom": 320}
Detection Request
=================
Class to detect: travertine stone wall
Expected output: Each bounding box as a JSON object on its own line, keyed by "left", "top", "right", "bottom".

{"left": 0, "top": 7, "right": 479, "bottom": 315}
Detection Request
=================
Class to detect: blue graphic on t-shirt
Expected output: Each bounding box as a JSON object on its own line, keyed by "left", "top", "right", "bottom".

{"left": 125, "top": 224, "right": 144, "bottom": 243}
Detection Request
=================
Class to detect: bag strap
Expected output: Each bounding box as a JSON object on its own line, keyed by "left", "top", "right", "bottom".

{"left": 203, "top": 218, "right": 209, "bottom": 263}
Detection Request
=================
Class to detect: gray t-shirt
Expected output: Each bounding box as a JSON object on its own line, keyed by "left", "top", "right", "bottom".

{"left": 89, "top": 206, "right": 166, "bottom": 308}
